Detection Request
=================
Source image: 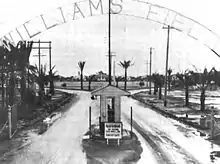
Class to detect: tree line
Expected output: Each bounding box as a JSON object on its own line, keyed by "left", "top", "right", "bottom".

{"left": 149, "top": 67, "right": 220, "bottom": 111}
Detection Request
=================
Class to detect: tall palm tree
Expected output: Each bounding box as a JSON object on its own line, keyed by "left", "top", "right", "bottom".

{"left": 119, "top": 60, "right": 134, "bottom": 90}
{"left": 167, "top": 68, "right": 172, "bottom": 91}
{"left": 0, "top": 46, "right": 7, "bottom": 108}
{"left": 2, "top": 41, "right": 20, "bottom": 106}
{"left": 78, "top": 61, "right": 86, "bottom": 90}
{"left": 199, "top": 68, "right": 209, "bottom": 111}
{"left": 4, "top": 40, "right": 33, "bottom": 106}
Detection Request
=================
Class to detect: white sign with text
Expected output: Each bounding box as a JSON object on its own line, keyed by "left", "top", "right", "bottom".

{"left": 104, "top": 122, "right": 122, "bottom": 139}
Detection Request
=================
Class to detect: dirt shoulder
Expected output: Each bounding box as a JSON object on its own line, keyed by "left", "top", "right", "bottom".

{"left": 132, "top": 91, "right": 211, "bottom": 135}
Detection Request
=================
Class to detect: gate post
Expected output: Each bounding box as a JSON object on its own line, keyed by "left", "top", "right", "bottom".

{"left": 131, "top": 106, "right": 133, "bottom": 138}
{"left": 211, "top": 109, "right": 215, "bottom": 139}
{"left": 89, "top": 106, "right": 91, "bottom": 138}
{"left": 8, "top": 105, "right": 12, "bottom": 139}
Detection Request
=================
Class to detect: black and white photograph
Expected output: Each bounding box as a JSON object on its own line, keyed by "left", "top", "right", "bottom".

{"left": 0, "top": 0, "right": 220, "bottom": 163}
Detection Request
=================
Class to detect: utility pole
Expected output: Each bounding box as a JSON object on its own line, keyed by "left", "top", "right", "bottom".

{"left": 145, "top": 60, "right": 149, "bottom": 87}
{"left": 149, "top": 47, "right": 153, "bottom": 95}
{"left": 163, "top": 25, "right": 175, "bottom": 107}
{"left": 38, "top": 40, "right": 41, "bottom": 72}
{"left": 106, "top": 52, "right": 116, "bottom": 85}
{"left": 49, "top": 41, "right": 52, "bottom": 72}
{"left": 32, "top": 41, "right": 52, "bottom": 73}
{"left": 32, "top": 40, "right": 46, "bottom": 74}
{"left": 113, "top": 58, "right": 116, "bottom": 86}
{"left": 108, "top": 0, "right": 112, "bottom": 85}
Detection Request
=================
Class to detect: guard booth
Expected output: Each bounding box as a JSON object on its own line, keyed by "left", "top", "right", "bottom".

{"left": 91, "top": 85, "right": 130, "bottom": 143}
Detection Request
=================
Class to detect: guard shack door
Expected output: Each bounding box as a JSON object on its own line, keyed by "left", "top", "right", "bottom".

{"left": 107, "top": 97, "right": 115, "bottom": 122}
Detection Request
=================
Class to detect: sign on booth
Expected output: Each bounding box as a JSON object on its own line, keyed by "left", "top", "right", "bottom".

{"left": 104, "top": 122, "right": 122, "bottom": 139}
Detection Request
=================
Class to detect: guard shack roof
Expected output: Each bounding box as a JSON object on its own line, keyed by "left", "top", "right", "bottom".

{"left": 91, "top": 85, "right": 131, "bottom": 96}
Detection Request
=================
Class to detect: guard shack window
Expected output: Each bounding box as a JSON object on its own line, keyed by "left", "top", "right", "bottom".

{"left": 107, "top": 97, "right": 115, "bottom": 122}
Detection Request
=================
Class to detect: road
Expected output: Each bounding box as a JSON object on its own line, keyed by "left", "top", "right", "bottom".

{"left": 121, "top": 95, "right": 220, "bottom": 164}
{"left": 1, "top": 90, "right": 220, "bottom": 164}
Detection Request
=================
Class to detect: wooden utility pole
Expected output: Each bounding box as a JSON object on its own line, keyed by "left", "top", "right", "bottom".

{"left": 38, "top": 40, "right": 41, "bottom": 72}
{"left": 149, "top": 47, "right": 153, "bottom": 94}
{"left": 145, "top": 60, "right": 149, "bottom": 87}
{"left": 89, "top": 106, "right": 91, "bottom": 138}
{"left": 106, "top": 52, "right": 116, "bottom": 85}
{"left": 130, "top": 106, "right": 133, "bottom": 138}
{"left": 32, "top": 41, "right": 46, "bottom": 74}
{"left": 32, "top": 40, "right": 52, "bottom": 73}
{"left": 49, "top": 41, "right": 52, "bottom": 72}
{"left": 163, "top": 25, "right": 175, "bottom": 107}
{"left": 113, "top": 58, "right": 116, "bottom": 85}
{"left": 108, "top": 0, "right": 112, "bottom": 85}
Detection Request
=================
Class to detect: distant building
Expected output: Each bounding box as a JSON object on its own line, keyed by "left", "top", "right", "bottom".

{"left": 96, "top": 71, "right": 108, "bottom": 81}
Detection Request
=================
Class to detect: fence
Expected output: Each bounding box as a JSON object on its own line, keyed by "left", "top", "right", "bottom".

{"left": 0, "top": 103, "right": 18, "bottom": 140}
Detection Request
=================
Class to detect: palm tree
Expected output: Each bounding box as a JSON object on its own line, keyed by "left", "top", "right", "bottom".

{"left": 87, "top": 74, "right": 96, "bottom": 91}
{"left": 167, "top": 68, "right": 172, "bottom": 91}
{"left": 115, "top": 76, "right": 123, "bottom": 88}
{"left": 151, "top": 73, "right": 164, "bottom": 99}
{"left": 30, "top": 64, "right": 48, "bottom": 104}
{"left": 199, "top": 68, "right": 209, "bottom": 111}
{"left": 208, "top": 67, "right": 218, "bottom": 90}
{"left": 48, "top": 65, "right": 57, "bottom": 95}
{"left": 157, "top": 74, "right": 164, "bottom": 100}
{"left": 78, "top": 61, "right": 86, "bottom": 90}
{"left": 4, "top": 40, "right": 33, "bottom": 106}
{"left": 151, "top": 73, "right": 158, "bottom": 95}
{"left": 176, "top": 70, "right": 194, "bottom": 106}
{"left": 7, "top": 51, "right": 16, "bottom": 106}
{"left": 119, "top": 60, "right": 134, "bottom": 90}
{"left": 2, "top": 41, "right": 20, "bottom": 106}
{"left": 191, "top": 68, "right": 211, "bottom": 111}
{"left": 0, "top": 46, "right": 7, "bottom": 108}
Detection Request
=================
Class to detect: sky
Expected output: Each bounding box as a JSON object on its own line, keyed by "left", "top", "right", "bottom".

{"left": 0, "top": 0, "right": 220, "bottom": 77}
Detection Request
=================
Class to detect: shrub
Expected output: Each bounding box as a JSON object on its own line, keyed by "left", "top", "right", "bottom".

{"left": 139, "top": 81, "right": 145, "bottom": 87}
{"left": 61, "top": 83, "right": 67, "bottom": 87}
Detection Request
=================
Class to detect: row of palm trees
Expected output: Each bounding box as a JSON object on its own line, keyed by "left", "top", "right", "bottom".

{"left": 77, "top": 57, "right": 218, "bottom": 112}
{"left": 0, "top": 40, "right": 57, "bottom": 111}
{"left": 150, "top": 67, "right": 220, "bottom": 111}
{"left": 77, "top": 60, "right": 134, "bottom": 90}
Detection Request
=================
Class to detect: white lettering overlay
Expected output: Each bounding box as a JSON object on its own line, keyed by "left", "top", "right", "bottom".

{"left": 0, "top": 0, "right": 219, "bottom": 56}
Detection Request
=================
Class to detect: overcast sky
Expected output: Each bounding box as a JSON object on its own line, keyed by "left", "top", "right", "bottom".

{"left": 0, "top": 0, "right": 220, "bottom": 77}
